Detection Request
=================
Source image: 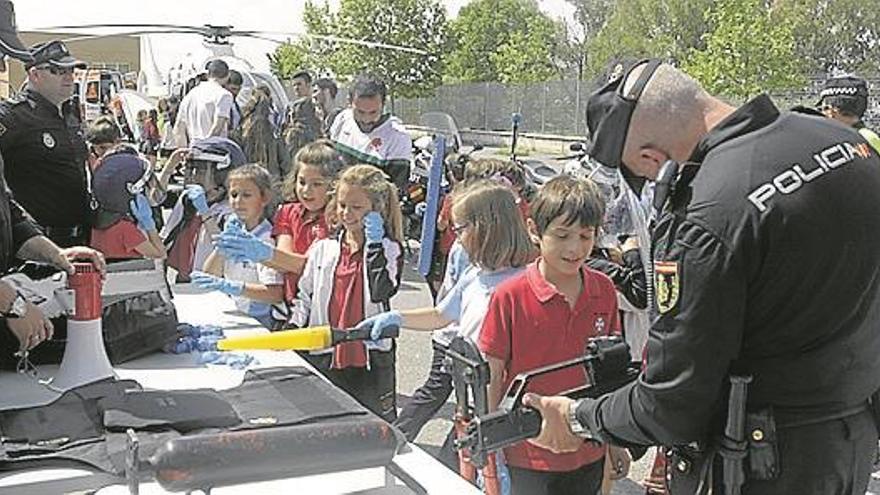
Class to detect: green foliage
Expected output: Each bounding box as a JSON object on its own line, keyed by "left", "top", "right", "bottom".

{"left": 684, "top": 0, "right": 806, "bottom": 99}
{"left": 446, "top": 0, "right": 564, "bottom": 83}
{"left": 776, "top": 0, "right": 880, "bottom": 75}
{"left": 586, "top": 0, "right": 712, "bottom": 77}
{"left": 269, "top": 0, "right": 447, "bottom": 98}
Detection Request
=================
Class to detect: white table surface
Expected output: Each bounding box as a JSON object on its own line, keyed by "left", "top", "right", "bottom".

{"left": 0, "top": 285, "right": 478, "bottom": 495}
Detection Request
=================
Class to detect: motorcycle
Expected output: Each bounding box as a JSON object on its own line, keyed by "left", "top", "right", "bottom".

{"left": 508, "top": 113, "right": 558, "bottom": 201}
{"left": 402, "top": 113, "right": 483, "bottom": 247}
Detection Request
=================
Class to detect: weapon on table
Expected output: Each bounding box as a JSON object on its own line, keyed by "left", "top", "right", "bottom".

{"left": 124, "top": 418, "right": 407, "bottom": 494}
{"left": 217, "top": 325, "right": 400, "bottom": 351}
{"left": 448, "top": 335, "right": 640, "bottom": 469}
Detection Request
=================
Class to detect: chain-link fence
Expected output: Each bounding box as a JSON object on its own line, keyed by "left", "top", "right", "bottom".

{"left": 393, "top": 76, "right": 880, "bottom": 137}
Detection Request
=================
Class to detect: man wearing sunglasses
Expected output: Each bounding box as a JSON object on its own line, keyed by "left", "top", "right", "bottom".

{"left": 0, "top": 39, "right": 89, "bottom": 248}
{"left": 0, "top": 1, "right": 104, "bottom": 368}
{"left": 523, "top": 60, "right": 880, "bottom": 494}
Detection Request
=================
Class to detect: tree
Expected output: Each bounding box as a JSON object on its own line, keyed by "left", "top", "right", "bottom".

{"left": 269, "top": 0, "right": 447, "bottom": 99}
{"left": 564, "top": 0, "right": 615, "bottom": 78}
{"left": 446, "top": 0, "right": 564, "bottom": 83}
{"left": 585, "top": 0, "right": 712, "bottom": 77}
{"left": 684, "top": 0, "right": 806, "bottom": 99}
{"left": 775, "top": 0, "right": 880, "bottom": 75}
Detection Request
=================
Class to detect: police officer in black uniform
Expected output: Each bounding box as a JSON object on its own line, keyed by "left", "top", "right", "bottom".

{"left": 0, "top": 2, "right": 104, "bottom": 365}
{"left": 524, "top": 60, "right": 880, "bottom": 494}
{"left": 0, "top": 40, "right": 89, "bottom": 247}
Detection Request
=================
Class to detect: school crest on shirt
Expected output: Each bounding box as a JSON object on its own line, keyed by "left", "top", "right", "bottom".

{"left": 42, "top": 132, "right": 55, "bottom": 149}
{"left": 594, "top": 316, "right": 606, "bottom": 335}
{"left": 369, "top": 137, "right": 383, "bottom": 150}
{"left": 654, "top": 261, "right": 679, "bottom": 314}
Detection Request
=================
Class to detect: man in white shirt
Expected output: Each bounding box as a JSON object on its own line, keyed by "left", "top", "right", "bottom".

{"left": 173, "top": 59, "right": 234, "bottom": 146}
{"left": 329, "top": 74, "right": 412, "bottom": 194}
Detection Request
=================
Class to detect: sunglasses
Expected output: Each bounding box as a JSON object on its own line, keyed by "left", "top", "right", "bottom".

{"left": 37, "top": 65, "right": 74, "bottom": 76}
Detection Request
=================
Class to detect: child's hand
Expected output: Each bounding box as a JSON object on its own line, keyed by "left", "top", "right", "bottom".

{"left": 363, "top": 211, "right": 385, "bottom": 245}
{"left": 356, "top": 310, "right": 402, "bottom": 340}
{"left": 223, "top": 215, "right": 245, "bottom": 234}
{"left": 213, "top": 230, "right": 273, "bottom": 263}
{"left": 129, "top": 193, "right": 156, "bottom": 231}
{"left": 185, "top": 185, "right": 210, "bottom": 215}
{"left": 190, "top": 271, "right": 244, "bottom": 296}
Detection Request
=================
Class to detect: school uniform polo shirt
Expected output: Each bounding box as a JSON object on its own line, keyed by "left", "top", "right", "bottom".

{"left": 478, "top": 260, "right": 620, "bottom": 472}
{"left": 273, "top": 202, "right": 329, "bottom": 301}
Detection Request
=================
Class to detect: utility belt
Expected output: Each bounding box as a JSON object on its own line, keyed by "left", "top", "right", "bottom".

{"left": 666, "top": 376, "right": 877, "bottom": 495}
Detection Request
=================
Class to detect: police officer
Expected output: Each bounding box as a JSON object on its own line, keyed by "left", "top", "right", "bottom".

{"left": 0, "top": 1, "right": 104, "bottom": 365}
{"left": 0, "top": 39, "right": 90, "bottom": 247}
{"left": 524, "top": 60, "right": 880, "bottom": 494}
{"left": 818, "top": 75, "right": 880, "bottom": 154}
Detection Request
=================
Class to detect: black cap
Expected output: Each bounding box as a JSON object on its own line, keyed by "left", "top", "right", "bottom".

{"left": 585, "top": 58, "right": 662, "bottom": 169}
{"left": 817, "top": 75, "right": 868, "bottom": 117}
{"left": 0, "top": 0, "right": 32, "bottom": 62}
{"left": 26, "top": 40, "right": 86, "bottom": 70}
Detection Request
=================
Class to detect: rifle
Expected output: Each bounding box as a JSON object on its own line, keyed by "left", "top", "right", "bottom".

{"left": 446, "top": 336, "right": 640, "bottom": 470}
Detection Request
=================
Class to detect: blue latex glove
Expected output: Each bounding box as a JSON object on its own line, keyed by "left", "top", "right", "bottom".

{"left": 129, "top": 193, "right": 156, "bottom": 231}
{"left": 363, "top": 211, "right": 385, "bottom": 245}
{"left": 214, "top": 230, "right": 274, "bottom": 263}
{"left": 357, "top": 310, "right": 402, "bottom": 341}
{"left": 185, "top": 185, "right": 210, "bottom": 215}
{"left": 223, "top": 215, "right": 245, "bottom": 234}
{"left": 190, "top": 271, "right": 244, "bottom": 296}
{"left": 197, "top": 351, "right": 255, "bottom": 370}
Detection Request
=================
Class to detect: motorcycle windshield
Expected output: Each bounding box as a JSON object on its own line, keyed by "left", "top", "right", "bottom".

{"left": 419, "top": 112, "right": 462, "bottom": 152}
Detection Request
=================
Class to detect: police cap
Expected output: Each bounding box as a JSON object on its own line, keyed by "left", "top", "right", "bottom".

{"left": 818, "top": 75, "right": 869, "bottom": 118}
{"left": 585, "top": 58, "right": 662, "bottom": 169}
{"left": 0, "top": 0, "right": 32, "bottom": 62}
{"left": 26, "top": 40, "right": 86, "bottom": 70}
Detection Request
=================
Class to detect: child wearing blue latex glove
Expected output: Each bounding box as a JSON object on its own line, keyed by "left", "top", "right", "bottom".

{"left": 90, "top": 151, "right": 167, "bottom": 259}
{"left": 216, "top": 142, "right": 341, "bottom": 303}
{"left": 185, "top": 184, "right": 210, "bottom": 215}
{"left": 289, "top": 165, "right": 404, "bottom": 423}
{"left": 200, "top": 165, "right": 284, "bottom": 329}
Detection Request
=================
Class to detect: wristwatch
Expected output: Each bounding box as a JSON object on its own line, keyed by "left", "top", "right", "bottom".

{"left": 1, "top": 292, "right": 27, "bottom": 319}
{"left": 567, "top": 399, "right": 595, "bottom": 440}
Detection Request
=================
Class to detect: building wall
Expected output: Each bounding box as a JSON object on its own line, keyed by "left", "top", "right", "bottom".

{"left": 2, "top": 32, "right": 139, "bottom": 96}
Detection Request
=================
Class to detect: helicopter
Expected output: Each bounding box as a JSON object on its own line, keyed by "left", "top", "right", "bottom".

{"left": 29, "top": 23, "right": 430, "bottom": 122}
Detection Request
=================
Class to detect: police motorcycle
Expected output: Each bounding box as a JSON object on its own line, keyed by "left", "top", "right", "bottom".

{"left": 403, "top": 112, "right": 482, "bottom": 245}
{"left": 507, "top": 113, "right": 558, "bottom": 201}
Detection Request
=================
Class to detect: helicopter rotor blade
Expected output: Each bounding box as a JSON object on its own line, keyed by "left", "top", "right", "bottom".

{"left": 232, "top": 30, "right": 429, "bottom": 55}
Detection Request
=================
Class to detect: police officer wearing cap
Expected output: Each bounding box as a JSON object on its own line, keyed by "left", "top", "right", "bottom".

{"left": 524, "top": 60, "right": 880, "bottom": 494}
{"left": 818, "top": 75, "right": 880, "bottom": 154}
{"left": 0, "top": 1, "right": 104, "bottom": 365}
{"left": 0, "top": 39, "right": 90, "bottom": 248}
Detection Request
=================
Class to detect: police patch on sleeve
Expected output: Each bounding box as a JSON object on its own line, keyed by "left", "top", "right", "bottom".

{"left": 654, "top": 261, "right": 680, "bottom": 314}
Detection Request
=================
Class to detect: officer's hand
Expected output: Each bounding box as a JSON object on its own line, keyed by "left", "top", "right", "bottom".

{"left": 6, "top": 302, "right": 53, "bottom": 351}
{"left": 168, "top": 148, "right": 191, "bottom": 168}
{"left": 58, "top": 246, "right": 107, "bottom": 277}
{"left": 363, "top": 211, "right": 385, "bottom": 245}
{"left": 185, "top": 185, "right": 210, "bottom": 215}
{"left": 130, "top": 193, "right": 156, "bottom": 231}
{"left": 522, "top": 393, "right": 582, "bottom": 454}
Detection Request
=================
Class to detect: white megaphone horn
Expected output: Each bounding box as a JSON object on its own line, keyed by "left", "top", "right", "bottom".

{"left": 52, "top": 263, "right": 115, "bottom": 390}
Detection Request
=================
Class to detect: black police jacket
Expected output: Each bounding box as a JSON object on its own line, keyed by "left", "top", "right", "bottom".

{"left": 578, "top": 95, "right": 880, "bottom": 447}
{"left": 0, "top": 87, "right": 89, "bottom": 229}
{"left": 0, "top": 152, "right": 41, "bottom": 273}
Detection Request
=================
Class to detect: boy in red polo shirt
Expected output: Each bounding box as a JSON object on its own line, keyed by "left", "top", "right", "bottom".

{"left": 478, "top": 175, "right": 630, "bottom": 495}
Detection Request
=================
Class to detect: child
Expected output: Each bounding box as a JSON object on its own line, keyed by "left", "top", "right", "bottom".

{"left": 289, "top": 164, "right": 403, "bottom": 422}
{"left": 213, "top": 141, "right": 344, "bottom": 303}
{"left": 191, "top": 164, "right": 284, "bottom": 329}
{"left": 359, "top": 179, "right": 534, "bottom": 441}
{"left": 161, "top": 137, "right": 245, "bottom": 281}
{"left": 478, "top": 175, "right": 629, "bottom": 495}
{"left": 90, "top": 150, "right": 167, "bottom": 259}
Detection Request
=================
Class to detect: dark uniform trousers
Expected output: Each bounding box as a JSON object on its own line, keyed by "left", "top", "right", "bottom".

{"left": 739, "top": 410, "right": 876, "bottom": 495}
